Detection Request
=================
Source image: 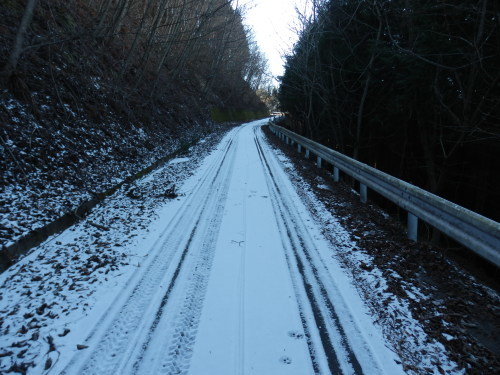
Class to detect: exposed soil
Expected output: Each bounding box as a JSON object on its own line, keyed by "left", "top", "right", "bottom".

{"left": 263, "top": 124, "right": 500, "bottom": 374}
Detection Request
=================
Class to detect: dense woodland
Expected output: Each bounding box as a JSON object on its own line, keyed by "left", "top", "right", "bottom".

{"left": 1, "top": 0, "right": 270, "bottom": 117}
{"left": 279, "top": 0, "right": 500, "bottom": 223}
{"left": 0, "top": 0, "right": 271, "bottom": 248}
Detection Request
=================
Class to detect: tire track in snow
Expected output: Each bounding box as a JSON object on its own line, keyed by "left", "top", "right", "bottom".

{"left": 132, "top": 134, "right": 238, "bottom": 375}
{"left": 60, "top": 128, "right": 241, "bottom": 375}
{"left": 254, "top": 127, "right": 364, "bottom": 375}
{"left": 235, "top": 147, "right": 248, "bottom": 375}
{"left": 253, "top": 131, "right": 323, "bottom": 374}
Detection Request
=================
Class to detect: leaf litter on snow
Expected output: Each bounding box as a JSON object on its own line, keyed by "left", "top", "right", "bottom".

{"left": 262, "top": 129, "right": 470, "bottom": 375}
{"left": 0, "top": 92, "right": 218, "bottom": 250}
{"left": 0, "top": 129, "right": 229, "bottom": 374}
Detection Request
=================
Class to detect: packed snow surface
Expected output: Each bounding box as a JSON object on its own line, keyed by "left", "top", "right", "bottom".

{"left": 1, "top": 121, "right": 408, "bottom": 374}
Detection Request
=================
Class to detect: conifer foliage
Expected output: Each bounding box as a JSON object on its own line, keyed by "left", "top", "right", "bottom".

{"left": 279, "top": 0, "right": 500, "bottom": 221}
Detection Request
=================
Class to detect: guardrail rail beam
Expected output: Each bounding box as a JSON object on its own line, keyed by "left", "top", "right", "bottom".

{"left": 268, "top": 122, "right": 500, "bottom": 267}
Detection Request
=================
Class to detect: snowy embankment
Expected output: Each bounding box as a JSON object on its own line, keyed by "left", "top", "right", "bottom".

{"left": 0, "top": 120, "right": 464, "bottom": 374}
{"left": 1, "top": 93, "right": 216, "bottom": 252}
{"left": 0, "top": 128, "right": 225, "bottom": 374}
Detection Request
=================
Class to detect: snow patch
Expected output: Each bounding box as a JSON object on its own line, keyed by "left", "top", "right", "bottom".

{"left": 168, "top": 157, "right": 190, "bottom": 164}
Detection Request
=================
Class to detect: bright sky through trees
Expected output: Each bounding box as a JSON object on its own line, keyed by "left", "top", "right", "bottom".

{"left": 241, "top": 0, "right": 310, "bottom": 83}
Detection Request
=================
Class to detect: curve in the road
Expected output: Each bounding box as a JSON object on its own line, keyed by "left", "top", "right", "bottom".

{"left": 58, "top": 121, "right": 403, "bottom": 375}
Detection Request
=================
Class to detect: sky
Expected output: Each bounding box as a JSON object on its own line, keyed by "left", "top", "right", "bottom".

{"left": 239, "top": 0, "right": 311, "bottom": 85}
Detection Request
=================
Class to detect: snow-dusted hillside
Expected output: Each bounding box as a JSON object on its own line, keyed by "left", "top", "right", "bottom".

{"left": 1, "top": 89, "right": 224, "bottom": 253}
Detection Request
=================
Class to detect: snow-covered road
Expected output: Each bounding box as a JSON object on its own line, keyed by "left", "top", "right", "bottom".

{"left": 3, "top": 120, "right": 405, "bottom": 374}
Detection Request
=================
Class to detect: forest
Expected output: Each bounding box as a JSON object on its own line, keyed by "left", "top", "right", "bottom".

{"left": 1, "top": 0, "right": 270, "bottom": 118}
{"left": 279, "top": 0, "right": 500, "bottom": 224}
{"left": 0, "top": 0, "right": 270, "bottom": 249}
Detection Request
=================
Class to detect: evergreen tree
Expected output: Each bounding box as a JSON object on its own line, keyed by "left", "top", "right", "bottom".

{"left": 279, "top": 0, "right": 500, "bottom": 220}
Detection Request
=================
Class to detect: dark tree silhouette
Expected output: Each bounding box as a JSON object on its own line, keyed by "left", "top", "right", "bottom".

{"left": 279, "top": 0, "right": 500, "bottom": 221}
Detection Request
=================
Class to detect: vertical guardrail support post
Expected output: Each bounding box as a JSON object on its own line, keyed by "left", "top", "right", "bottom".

{"left": 317, "top": 156, "right": 322, "bottom": 168}
{"left": 268, "top": 124, "right": 500, "bottom": 267}
{"left": 360, "top": 183, "right": 367, "bottom": 203}
{"left": 298, "top": 144, "right": 302, "bottom": 153}
{"left": 407, "top": 212, "right": 418, "bottom": 241}
{"left": 333, "top": 166, "right": 339, "bottom": 182}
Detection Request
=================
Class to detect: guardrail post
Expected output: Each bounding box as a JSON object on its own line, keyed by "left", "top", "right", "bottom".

{"left": 360, "top": 183, "right": 367, "bottom": 203}
{"left": 297, "top": 144, "right": 302, "bottom": 153}
{"left": 317, "top": 156, "right": 322, "bottom": 168}
{"left": 407, "top": 213, "right": 418, "bottom": 241}
{"left": 333, "top": 166, "right": 339, "bottom": 182}
{"left": 269, "top": 124, "right": 500, "bottom": 267}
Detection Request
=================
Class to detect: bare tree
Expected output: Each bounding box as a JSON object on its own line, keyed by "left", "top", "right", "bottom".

{"left": 1, "top": 0, "right": 38, "bottom": 84}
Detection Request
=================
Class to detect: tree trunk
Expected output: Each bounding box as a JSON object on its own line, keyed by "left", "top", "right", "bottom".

{"left": 353, "top": 4, "right": 382, "bottom": 160}
{"left": 1, "top": 0, "right": 38, "bottom": 85}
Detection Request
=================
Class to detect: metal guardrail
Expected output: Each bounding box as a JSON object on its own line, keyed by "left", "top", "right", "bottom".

{"left": 269, "top": 123, "right": 500, "bottom": 267}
